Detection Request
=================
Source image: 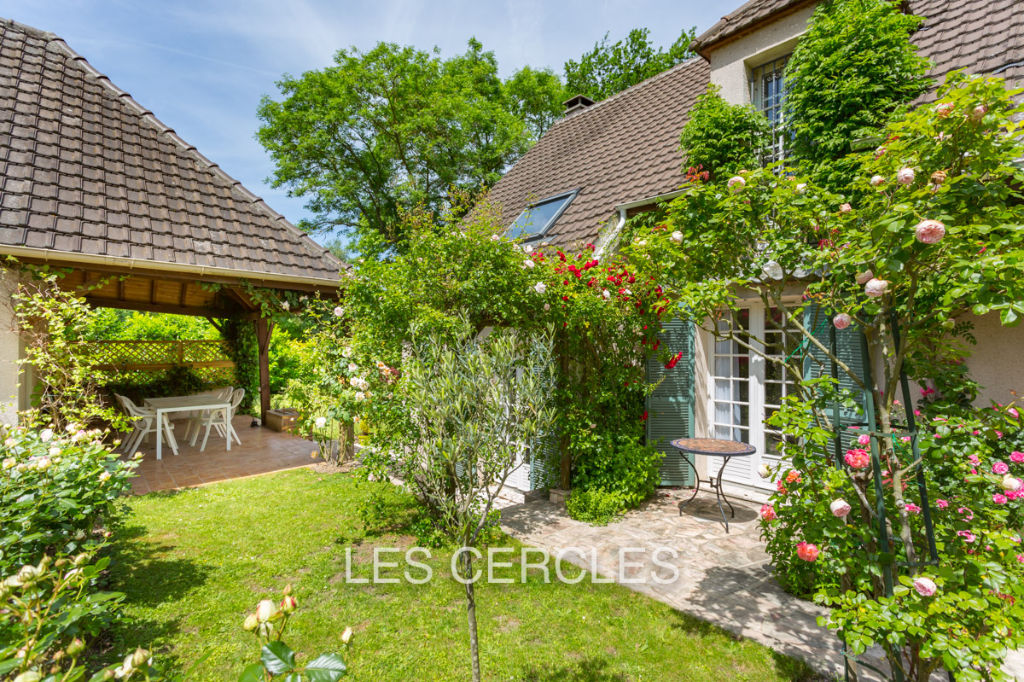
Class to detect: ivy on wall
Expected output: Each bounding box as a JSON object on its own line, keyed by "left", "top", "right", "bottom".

{"left": 221, "top": 317, "right": 260, "bottom": 417}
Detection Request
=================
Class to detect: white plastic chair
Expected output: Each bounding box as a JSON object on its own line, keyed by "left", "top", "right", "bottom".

{"left": 193, "top": 387, "right": 245, "bottom": 452}
{"left": 116, "top": 394, "right": 179, "bottom": 456}
{"left": 181, "top": 387, "right": 231, "bottom": 442}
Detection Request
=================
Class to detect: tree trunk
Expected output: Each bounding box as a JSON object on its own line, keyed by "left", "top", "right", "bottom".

{"left": 462, "top": 551, "right": 481, "bottom": 682}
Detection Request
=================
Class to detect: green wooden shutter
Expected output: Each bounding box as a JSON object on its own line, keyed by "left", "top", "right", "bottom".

{"left": 646, "top": 318, "right": 695, "bottom": 486}
{"left": 803, "top": 305, "right": 869, "bottom": 456}
{"left": 528, "top": 430, "right": 559, "bottom": 490}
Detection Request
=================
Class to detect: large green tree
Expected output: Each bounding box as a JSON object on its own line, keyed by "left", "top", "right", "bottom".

{"left": 563, "top": 27, "right": 696, "bottom": 102}
{"left": 257, "top": 39, "right": 561, "bottom": 251}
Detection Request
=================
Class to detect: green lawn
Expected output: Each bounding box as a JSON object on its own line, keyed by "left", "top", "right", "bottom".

{"left": 108, "top": 469, "right": 817, "bottom": 680}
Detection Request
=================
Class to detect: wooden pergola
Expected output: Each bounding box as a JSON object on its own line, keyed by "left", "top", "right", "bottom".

{"left": 0, "top": 17, "right": 345, "bottom": 421}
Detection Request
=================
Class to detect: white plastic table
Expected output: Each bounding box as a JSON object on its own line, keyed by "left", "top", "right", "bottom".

{"left": 144, "top": 395, "right": 231, "bottom": 460}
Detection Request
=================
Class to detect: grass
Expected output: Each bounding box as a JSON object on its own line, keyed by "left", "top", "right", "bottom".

{"left": 108, "top": 468, "right": 819, "bottom": 680}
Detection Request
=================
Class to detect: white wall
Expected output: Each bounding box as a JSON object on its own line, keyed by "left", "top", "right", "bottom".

{"left": 965, "top": 313, "right": 1024, "bottom": 407}
{"left": 706, "top": 4, "right": 817, "bottom": 106}
{"left": 0, "top": 271, "right": 23, "bottom": 425}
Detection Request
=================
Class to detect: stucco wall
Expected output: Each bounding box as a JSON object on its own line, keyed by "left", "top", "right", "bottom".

{"left": 706, "top": 4, "right": 817, "bottom": 106}
{"left": 965, "top": 313, "right": 1024, "bottom": 407}
{"left": 0, "top": 272, "right": 22, "bottom": 425}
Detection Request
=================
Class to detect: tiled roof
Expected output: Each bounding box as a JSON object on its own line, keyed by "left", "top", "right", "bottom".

{"left": 691, "top": 0, "right": 812, "bottom": 57}
{"left": 486, "top": 0, "right": 1024, "bottom": 248}
{"left": 484, "top": 58, "right": 710, "bottom": 248}
{"left": 0, "top": 18, "right": 343, "bottom": 285}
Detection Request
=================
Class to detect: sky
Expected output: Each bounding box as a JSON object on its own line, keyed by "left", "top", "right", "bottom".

{"left": 6, "top": 0, "right": 727, "bottom": 245}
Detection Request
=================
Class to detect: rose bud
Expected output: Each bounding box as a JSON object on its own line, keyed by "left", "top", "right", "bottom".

{"left": 281, "top": 595, "right": 298, "bottom": 614}
{"left": 855, "top": 269, "right": 874, "bottom": 285}
{"left": 131, "top": 649, "right": 150, "bottom": 668}
{"left": 914, "top": 219, "right": 945, "bottom": 245}
{"left": 970, "top": 104, "right": 987, "bottom": 122}
{"left": 243, "top": 613, "right": 259, "bottom": 631}
{"left": 839, "top": 203, "right": 852, "bottom": 214}
{"left": 66, "top": 638, "right": 86, "bottom": 656}
{"left": 864, "top": 278, "right": 889, "bottom": 298}
{"left": 256, "top": 599, "right": 279, "bottom": 623}
{"left": 830, "top": 499, "right": 852, "bottom": 518}
{"left": 869, "top": 175, "right": 885, "bottom": 187}
{"left": 341, "top": 626, "right": 354, "bottom": 644}
{"left": 727, "top": 176, "right": 746, "bottom": 191}
{"left": 832, "top": 313, "right": 852, "bottom": 330}
{"left": 757, "top": 463, "right": 772, "bottom": 479}
{"left": 913, "top": 576, "right": 937, "bottom": 596}
{"left": 935, "top": 102, "right": 954, "bottom": 118}
{"left": 930, "top": 170, "right": 947, "bottom": 186}
{"left": 896, "top": 167, "right": 915, "bottom": 185}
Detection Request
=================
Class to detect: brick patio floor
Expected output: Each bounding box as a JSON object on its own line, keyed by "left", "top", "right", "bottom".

{"left": 500, "top": 489, "right": 1024, "bottom": 681}
{"left": 127, "top": 415, "right": 317, "bottom": 494}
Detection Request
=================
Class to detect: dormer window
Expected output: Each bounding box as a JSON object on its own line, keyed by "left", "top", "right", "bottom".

{"left": 506, "top": 190, "right": 577, "bottom": 241}
{"left": 751, "top": 55, "right": 790, "bottom": 164}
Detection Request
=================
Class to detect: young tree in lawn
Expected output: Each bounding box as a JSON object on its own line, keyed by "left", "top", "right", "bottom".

{"left": 563, "top": 27, "right": 696, "bottom": 102}
{"left": 380, "top": 322, "right": 556, "bottom": 682}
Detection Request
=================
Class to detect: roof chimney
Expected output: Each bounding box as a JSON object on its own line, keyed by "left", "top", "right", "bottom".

{"left": 563, "top": 94, "right": 596, "bottom": 117}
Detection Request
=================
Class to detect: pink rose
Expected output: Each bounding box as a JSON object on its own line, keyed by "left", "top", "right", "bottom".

{"left": 970, "top": 104, "right": 987, "bottom": 122}
{"left": 833, "top": 313, "right": 852, "bottom": 330}
{"left": 1017, "top": 554, "right": 1024, "bottom": 564}
{"left": 760, "top": 504, "right": 777, "bottom": 521}
{"left": 869, "top": 175, "right": 885, "bottom": 187}
{"left": 913, "top": 576, "right": 937, "bottom": 597}
{"left": 796, "top": 542, "right": 820, "bottom": 562}
{"left": 897, "top": 167, "right": 916, "bottom": 185}
{"left": 864, "top": 278, "right": 889, "bottom": 298}
{"left": 839, "top": 203, "right": 852, "bottom": 214}
{"left": 957, "top": 530, "right": 977, "bottom": 543}
{"left": 727, "top": 176, "right": 746, "bottom": 191}
{"left": 855, "top": 269, "right": 874, "bottom": 285}
{"left": 935, "top": 499, "right": 948, "bottom": 509}
{"left": 830, "top": 498, "right": 852, "bottom": 518}
{"left": 1007, "top": 407, "right": 1019, "bottom": 419}
{"left": 968, "top": 454, "right": 980, "bottom": 465}
{"left": 914, "top": 219, "right": 946, "bottom": 244}
{"left": 993, "top": 493, "right": 1008, "bottom": 504}
{"left": 935, "top": 102, "right": 954, "bottom": 118}
{"left": 844, "top": 448, "right": 871, "bottom": 469}
{"left": 1010, "top": 451, "right": 1024, "bottom": 463}
{"left": 993, "top": 461, "right": 1009, "bottom": 475}
{"left": 857, "top": 434, "right": 871, "bottom": 446}
{"left": 905, "top": 503, "right": 921, "bottom": 514}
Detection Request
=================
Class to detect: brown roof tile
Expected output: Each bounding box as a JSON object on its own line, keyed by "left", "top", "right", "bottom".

{"left": 0, "top": 18, "right": 343, "bottom": 284}
{"left": 484, "top": 58, "right": 710, "bottom": 249}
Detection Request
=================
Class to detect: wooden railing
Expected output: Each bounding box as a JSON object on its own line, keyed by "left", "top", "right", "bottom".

{"left": 85, "top": 340, "right": 235, "bottom": 372}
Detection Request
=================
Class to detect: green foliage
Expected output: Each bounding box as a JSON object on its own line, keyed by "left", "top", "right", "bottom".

{"left": 86, "top": 309, "right": 219, "bottom": 342}
{"left": 0, "top": 424, "right": 138, "bottom": 574}
{"left": 222, "top": 317, "right": 260, "bottom": 417}
{"left": 103, "top": 365, "right": 230, "bottom": 407}
{"left": 571, "top": 436, "right": 663, "bottom": 511}
{"left": 257, "top": 39, "right": 542, "bottom": 250}
{"left": 565, "top": 488, "right": 628, "bottom": 525}
{"left": 563, "top": 27, "right": 695, "bottom": 102}
{"left": 10, "top": 269, "right": 131, "bottom": 432}
{"left": 501, "top": 66, "right": 566, "bottom": 141}
{"left": 238, "top": 586, "right": 347, "bottom": 681}
{"left": 783, "top": 0, "right": 930, "bottom": 191}
{"left": 678, "top": 85, "right": 770, "bottom": 181}
{"left": 347, "top": 202, "right": 665, "bottom": 487}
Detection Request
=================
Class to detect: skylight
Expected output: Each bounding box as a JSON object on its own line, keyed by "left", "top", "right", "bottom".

{"left": 506, "top": 190, "right": 577, "bottom": 240}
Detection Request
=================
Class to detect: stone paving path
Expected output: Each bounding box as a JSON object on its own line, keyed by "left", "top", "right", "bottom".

{"left": 500, "top": 489, "right": 1024, "bottom": 681}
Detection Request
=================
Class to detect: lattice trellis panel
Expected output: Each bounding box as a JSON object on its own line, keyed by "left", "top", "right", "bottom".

{"left": 86, "top": 340, "right": 233, "bottom": 371}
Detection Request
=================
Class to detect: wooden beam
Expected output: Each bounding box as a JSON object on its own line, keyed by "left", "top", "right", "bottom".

{"left": 254, "top": 317, "right": 275, "bottom": 423}
{"left": 83, "top": 296, "right": 239, "bottom": 318}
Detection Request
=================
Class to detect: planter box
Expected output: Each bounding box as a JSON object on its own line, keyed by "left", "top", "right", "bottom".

{"left": 266, "top": 408, "right": 300, "bottom": 433}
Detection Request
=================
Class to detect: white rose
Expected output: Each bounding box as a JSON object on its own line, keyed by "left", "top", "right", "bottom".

{"left": 869, "top": 175, "right": 885, "bottom": 187}
{"left": 757, "top": 463, "right": 772, "bottom": 479}
{"left": 864, "top": 278, "right": 889, "bottom": 298}
{"left": 347, "top": 362, "right": 358, "bottom": 372}
{"left": 523, "top": 244, "right": 533, "bottom": 253}
{"left": 314, "top": 417, "right": 327, "bottom": 429}
{"left": 601, "top": 289, "right": 611, "bottom": 300}
{"left": 354, "top": 391, "right": 366, "bottom": 401}
{"left": 533, "top": 282, "right": 547, "bottom": 294}
{"left": 522, "top": 259, "right": 535, "bottom": 269}
{"left": 40, "top": 428, "right": 53, "bottom": 442}
{"left": 333, "top": 306, "right": 344, "bottom": 317}
{"left": 896, "top": 167, "right": 915, "bottom": 185}
{"left": 670, "top": 231, "right": 683, "bottom": 244}
{"left": 830, "top": 499, "right": 852, "bottom": 518}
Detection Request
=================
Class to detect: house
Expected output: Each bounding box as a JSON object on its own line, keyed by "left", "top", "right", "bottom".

{"left": 486, "top": 0, "right": 1024, "bottom": 502}
{"left": 0, "top": 18, "right": 343, "bottom": 425}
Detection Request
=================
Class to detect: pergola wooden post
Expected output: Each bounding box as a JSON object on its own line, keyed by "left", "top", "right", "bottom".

{"left": 254, "top": 316, "right": 275, "bottom": 424}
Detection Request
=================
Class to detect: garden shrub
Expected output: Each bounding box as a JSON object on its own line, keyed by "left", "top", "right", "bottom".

{"left": 678, "top": 84, "right": 770, "bottom": 181}
{"left": 0, "top": 424, "right": 138, "bottom": 574}
{"left": 566, "top": 488, "right": 628, "bottom": 525}
{"left": 571, "top": 435, "right": 663, "bottom": 510}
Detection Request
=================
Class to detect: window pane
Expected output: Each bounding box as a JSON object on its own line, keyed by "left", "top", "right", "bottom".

{"left": 735, "top": 379, "right": 748, "bottom": 402}
{"left": 715, "top": 379, "right": 730, "bottom": 400}
{"left": 507, "top": 193, "right": 574, "bottom": 239}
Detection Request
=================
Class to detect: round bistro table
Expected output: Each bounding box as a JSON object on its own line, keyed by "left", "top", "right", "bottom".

{"left": 671, "top": 437, "right": 757, "bottom": 533}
